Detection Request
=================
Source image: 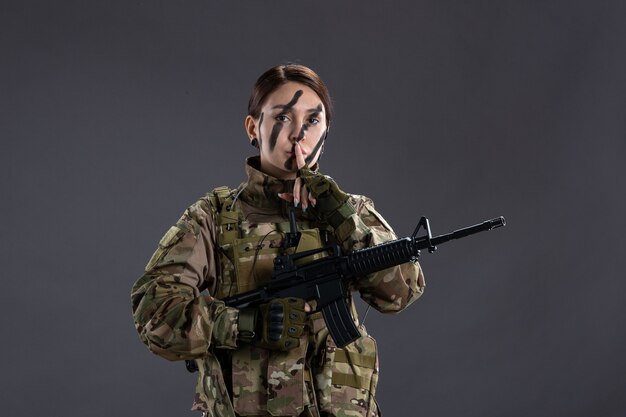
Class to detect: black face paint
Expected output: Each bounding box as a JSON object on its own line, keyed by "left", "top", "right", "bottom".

{"left": 284, "top": 156, "right": 295, "bottom": 170}
{"left": 283, "top": 103, "right": 326, "bottom": 170}
{"left": 309, "top": 104, "right": 323, "bottom": 119}
{"left": 296, "top": 104, "right": 323, "bottom": 142}
{"left": 268, "top": 90, "right": 303, "bottom": 152}
{"left": 305, "top": 134, "right": 326, "bottom": 165}
{"left": 283, "top": 133, "right": 326, "bottom": 170}
{"left": 296, "top": 124, "right": 308, "bottom": 142}
{"left": 281, "top": 90, "right": 304, "bottom": 110}
{"left": 269, "top": 121, "right": 283, "bottom": 152}
{"left": 257, "top": 112, "right": 264, "bottom": 148}
{"left": 284, "top": 143, "right": 296, "bottom": 170}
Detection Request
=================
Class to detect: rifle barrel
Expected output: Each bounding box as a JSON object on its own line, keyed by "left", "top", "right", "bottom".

{"left": 347, "top": 216, "right": 506, "bottom": 277}
{"left": 430, "top": 216, "right": 506, "bottom": 246}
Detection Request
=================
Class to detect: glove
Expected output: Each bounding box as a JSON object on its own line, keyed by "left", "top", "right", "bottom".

{"left": 298, "top": 167, "right": 356, "bottom": 229}
{"left": 237, "top": 297, "right": 308, "bottom": 351}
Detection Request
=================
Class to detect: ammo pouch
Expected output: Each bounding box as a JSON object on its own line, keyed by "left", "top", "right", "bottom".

{"left": 191, "top": 354, "right": 236, "bottom": 417}
{"left": 219, "top": 227, "right": 326, "bottom": 417}
{"left": 314, "top": 322, "right": 380, "bottom": 417}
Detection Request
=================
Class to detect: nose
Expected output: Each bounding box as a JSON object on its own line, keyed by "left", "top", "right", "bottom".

{"left": 290, "top": 121, "right": 308, "bottom": 143}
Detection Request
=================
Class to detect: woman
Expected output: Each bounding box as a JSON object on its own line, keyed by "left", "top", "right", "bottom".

{"left": 132, "top": 64, "right": 425, "bottom": 417}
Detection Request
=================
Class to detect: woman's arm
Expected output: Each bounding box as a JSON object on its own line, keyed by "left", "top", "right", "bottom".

{"left": 335, "top": 195, "right": 426, "bottom": 314}
{"left": 131, "top": 198, "right": 239, "bottom": 361}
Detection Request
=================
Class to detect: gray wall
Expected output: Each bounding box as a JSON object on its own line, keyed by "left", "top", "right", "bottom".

{"left": 2, "top": 1, "right": 625, "bottom": 416}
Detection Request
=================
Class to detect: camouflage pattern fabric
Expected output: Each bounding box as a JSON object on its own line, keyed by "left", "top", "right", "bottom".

{"left": 131, "top": 156, "right": 425, "bottom": 417}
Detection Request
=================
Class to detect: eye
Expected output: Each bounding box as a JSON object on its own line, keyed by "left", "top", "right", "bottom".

{"left": 276, "top": 114, "right": 289, "bottom": 123}
{"left": 308, "top": 117, "right": 320, "bottom": 125}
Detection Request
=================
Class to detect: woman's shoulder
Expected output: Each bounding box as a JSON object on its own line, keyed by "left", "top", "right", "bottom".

{"left": 347, "top": 193, "right": 375, "bottom": 212}
{"left": 347, "top": 193, "right": 395, "bottom": 232}
{"left": 182, "top": 184, "right": 246, "bottom": 225}
{"left": 185, "top": 185, "right": 236, "bottom": 214}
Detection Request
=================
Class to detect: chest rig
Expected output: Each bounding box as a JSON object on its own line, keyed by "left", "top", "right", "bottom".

{"left": 203, "top": 186, "right": 378, "bottom": 417}
{"left": 208, "top": 186, "right": 332, "bottom": 300}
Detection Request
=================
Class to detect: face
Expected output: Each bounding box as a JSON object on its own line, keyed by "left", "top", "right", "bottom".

{"left": 246, "top": 82, "right": 328, "bottom": 180}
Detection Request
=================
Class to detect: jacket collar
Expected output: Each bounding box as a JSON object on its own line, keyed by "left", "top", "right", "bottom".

{"left": 238, "top": 156, "right": 290, "bottom": 209}
{"left": 238, "top": 156, "right": 318, "bottom": 211}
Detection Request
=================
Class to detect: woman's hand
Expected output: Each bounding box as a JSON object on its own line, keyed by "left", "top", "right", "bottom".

{"left": 278, "top": 142, "right": 317, "bottom": 211}
{"left": 278, "top": 142, "right": 356, "bottom": 229}
{"left": 238, "top": 298, "right": 312, "bottom": 351}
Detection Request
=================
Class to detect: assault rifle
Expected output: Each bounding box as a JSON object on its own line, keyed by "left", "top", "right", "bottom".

{"left": 185, "top": 215, "right": 505, "bottom": 372}
{"left": 228, "top": 215, "right": 504, "bottom": 346}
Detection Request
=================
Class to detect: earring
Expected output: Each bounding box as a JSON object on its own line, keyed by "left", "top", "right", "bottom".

{"left": 251, "top": 138, "right": 259, "bottom": 149}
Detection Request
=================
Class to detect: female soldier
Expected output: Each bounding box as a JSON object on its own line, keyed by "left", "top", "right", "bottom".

{"left": 131, "top": 64, "right": 425, "bottom": 417}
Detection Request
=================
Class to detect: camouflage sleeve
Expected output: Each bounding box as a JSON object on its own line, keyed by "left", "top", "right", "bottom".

{"left": 334, "top": 195, "right": 426, "bottom": 313}
{"left": 131, "top": 197, "right": 240, "bottom": 361}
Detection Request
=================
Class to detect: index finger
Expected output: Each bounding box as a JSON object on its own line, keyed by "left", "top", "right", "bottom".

{"left": 295, "top": 142, "right": 306, "bottom": 170}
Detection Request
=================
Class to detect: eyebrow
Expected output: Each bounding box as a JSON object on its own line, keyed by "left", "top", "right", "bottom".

{"left": 308, "top": 104, "right": 324, "bottom": 114}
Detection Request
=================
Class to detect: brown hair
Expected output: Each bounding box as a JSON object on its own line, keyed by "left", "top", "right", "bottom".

{"left": 247, "top": 64, "right": 333, "bottom": 125}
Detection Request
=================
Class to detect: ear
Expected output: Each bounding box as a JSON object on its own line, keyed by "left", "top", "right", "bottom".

{"left": 245, "top": 115, "right": 257, "bottom": 143}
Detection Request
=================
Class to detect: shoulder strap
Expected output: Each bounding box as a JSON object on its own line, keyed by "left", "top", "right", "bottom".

{"left": 211, "top": 186, "right": 240, "bottom": 246}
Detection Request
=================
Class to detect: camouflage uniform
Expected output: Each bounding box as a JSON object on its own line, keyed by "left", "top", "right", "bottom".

{"left": 132, "top": 156, "right": 425, "bottom": 417}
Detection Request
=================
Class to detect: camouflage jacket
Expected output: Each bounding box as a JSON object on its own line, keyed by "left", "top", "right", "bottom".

{"left": 131, "top": 157, "right": 425, "bottom": 417}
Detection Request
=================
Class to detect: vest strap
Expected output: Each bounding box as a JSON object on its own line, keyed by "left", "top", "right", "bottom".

{"left": 331, "top": 372, "right": 371, "bottom": 390}
{"left": 212, "top": 186, "right": 239, "bottom": 246}
{"left": 333, "top": 350, "right": 376, "bottom": 369}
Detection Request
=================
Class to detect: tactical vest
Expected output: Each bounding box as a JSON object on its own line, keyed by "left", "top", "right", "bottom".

{"left": 202, "top": 186, "right": 380, "bottom": 417}
{"left": 208, "top": 186, "right": 331, "bottom": 300}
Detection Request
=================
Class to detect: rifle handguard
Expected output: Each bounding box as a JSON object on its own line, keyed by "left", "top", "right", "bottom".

{"left": 346, "top": 238, "right": 418, "bottom": 277}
